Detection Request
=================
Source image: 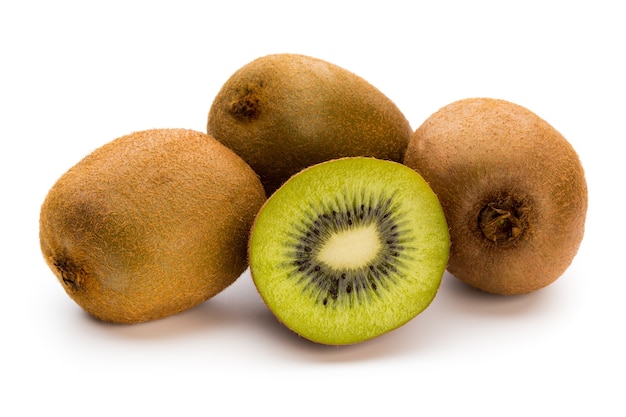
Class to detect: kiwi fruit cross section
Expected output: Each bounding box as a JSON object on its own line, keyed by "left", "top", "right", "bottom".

{"left": 249, "top": 157, "right": 450, "bottom": 345}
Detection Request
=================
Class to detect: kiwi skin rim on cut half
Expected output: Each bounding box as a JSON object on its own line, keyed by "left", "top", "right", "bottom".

{"left": 404, "top": 98, "right": 588, "bottom": 295}
{"left": 248, "top": 157, "right": 450, "bottom": 345}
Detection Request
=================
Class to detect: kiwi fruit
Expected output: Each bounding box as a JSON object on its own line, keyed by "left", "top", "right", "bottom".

{"left": 207, "top": 53, "right": 412, "bottom": 195}
{"left": 248, "top": 157, "right": 450, "bottom": 345}
{"left": 39, "top": 128, "right": 266, "bottom": 323}
{"left": 404, "top": 98, "right": 588, "bottom": 295}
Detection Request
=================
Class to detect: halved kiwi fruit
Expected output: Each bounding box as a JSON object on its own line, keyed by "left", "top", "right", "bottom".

{"left": 404, "top": 98, "right": 588, "bottom": 295}
{"left": 39, "top": 129, "right": 266, "bottom": 323}
{"left": 248, "top": 157, "right": 450, "bottom": 345}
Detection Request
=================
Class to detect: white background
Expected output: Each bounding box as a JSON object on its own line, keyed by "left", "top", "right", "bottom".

{"left": 2, "top": 1, "right": 624, "bottom": 415}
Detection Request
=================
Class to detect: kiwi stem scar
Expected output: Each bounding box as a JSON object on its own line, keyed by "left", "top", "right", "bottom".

{"left": 53, "top": 257, "right": 82, "bottom": 289}
{"left": 230, "top": 94, "right": 260, "bottom": 120}
{"left": 478, "top": 199, "right": 526, "bottom": 243}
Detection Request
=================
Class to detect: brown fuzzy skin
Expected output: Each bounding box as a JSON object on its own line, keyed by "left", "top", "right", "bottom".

{"left": 39, "top": 129, "right": 266, "bottom": 323}
{"left": 404, "top": 98, "right": 588, "bottom": 295}
{"left": 207, "top": 53, "right": 413, "bottom": 195}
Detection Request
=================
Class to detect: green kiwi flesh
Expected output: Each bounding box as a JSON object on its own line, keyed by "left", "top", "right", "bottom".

{"left": 207, "top": 53, "right": 413, "bottom": 195}
{"left": 249, "top": 157, "right": 450, "bottom": 345}
{"left": 404, "top": 98, "right": 588, "bottom": 295}
{"left": 39, "top": 129, "right": 266, "bottom": 323}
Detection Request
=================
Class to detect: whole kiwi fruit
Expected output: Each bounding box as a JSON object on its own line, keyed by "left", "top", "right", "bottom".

{"left": 207, "top": 53, "right": 412, "bottom": 195}
{"left": 39, "top": 128, "right": 266, "bottom": 323}
{"left": 404, "top": 98, "right": 588, "bottom": 295}
{"left": 249, "top": 157, "right": 450, "bottom": 345}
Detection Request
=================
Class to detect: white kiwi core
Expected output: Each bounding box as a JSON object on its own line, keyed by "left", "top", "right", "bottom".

{"left": 316, "top": 224, "right": 381, "bottom": 269}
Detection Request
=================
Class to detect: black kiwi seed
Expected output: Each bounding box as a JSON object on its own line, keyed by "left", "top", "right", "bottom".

{"left": 284, "top": 192, "right": 413, "bottom": 307}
